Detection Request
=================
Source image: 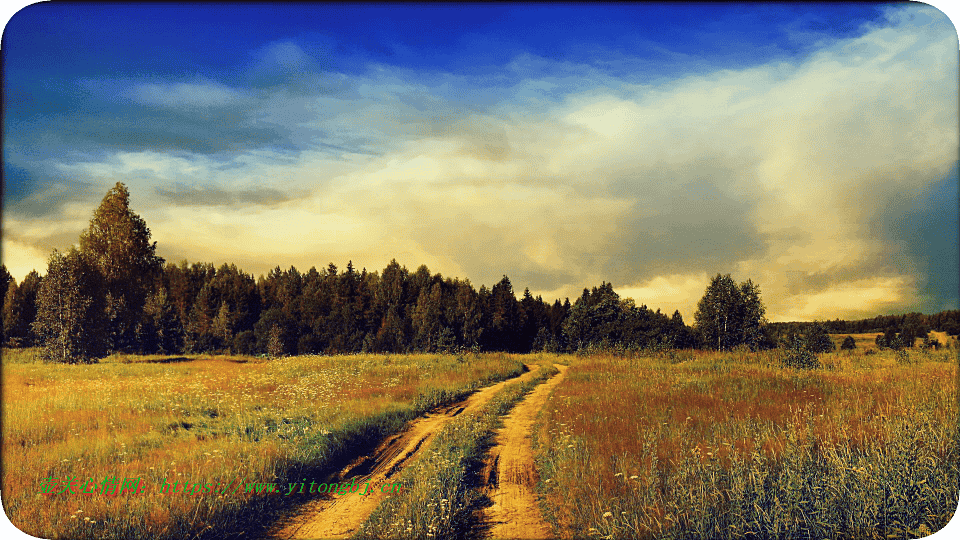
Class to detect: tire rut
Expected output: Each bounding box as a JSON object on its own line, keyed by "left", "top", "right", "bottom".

{"left": 268, "top": 367, "right": 540, "bottom": 540}
{"left": 482, "top": 364, "right": 568, "bottom": 539}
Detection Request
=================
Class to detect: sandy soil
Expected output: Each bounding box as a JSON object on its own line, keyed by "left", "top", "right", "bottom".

{"left": 268, "top": 366, "right": 541, "bottom": 540}
{"left": 482, "top": 364, "right": 567, "bottom": 540}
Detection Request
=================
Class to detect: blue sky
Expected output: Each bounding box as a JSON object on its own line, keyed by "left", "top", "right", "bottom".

{"left": 2, "top": 2, "right": 958, "bottom": 322}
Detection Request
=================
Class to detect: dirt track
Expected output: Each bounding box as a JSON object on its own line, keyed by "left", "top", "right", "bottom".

{"left": 269, "top": 366, "right": 541, "bottom": 539}
{"left": 482, "top": 364, "right": 567, "bottom": 539}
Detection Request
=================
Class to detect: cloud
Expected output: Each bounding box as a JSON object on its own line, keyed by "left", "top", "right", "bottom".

{"left": 3, "top": 4, "right": 955, "bottom": 322}
{"left": 154, "top": 185, "right": 302, "bottom": 207}
{"left": 126, "top": 80, "right": 247, "bottom": 109}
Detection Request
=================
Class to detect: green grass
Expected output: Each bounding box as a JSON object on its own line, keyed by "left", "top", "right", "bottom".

{"left": 2, "top": 350, "right": 524, "bottom": 540}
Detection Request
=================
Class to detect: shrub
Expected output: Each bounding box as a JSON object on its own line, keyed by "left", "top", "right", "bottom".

{"left": 840, "top": 335, "right": 856, "bottom": 350}
{"left": 782, "top": 336, "right": 820, "bottom": 369}
{"left": 804, "top": 322, "right": 835, "bottom": 353}
{"left": 921, "top": 336, "right": 941, "bottom": 350}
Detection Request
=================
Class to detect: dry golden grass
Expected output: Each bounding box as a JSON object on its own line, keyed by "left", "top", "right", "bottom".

{"left": 533, "top": 348, "right": 958, "bottom": 539}
{"left": 2, "top": 349, "right": 524, "bottom": 540}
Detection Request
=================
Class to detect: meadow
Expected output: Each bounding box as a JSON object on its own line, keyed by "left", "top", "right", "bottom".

{"left": 4, "top": 343, "right": 957, "bottom": 540}
{"left": 1, "top": 348, "right": 525, "bottom": 540}
{"left": 533, "top": 345, "right": 959, "bottom": 539}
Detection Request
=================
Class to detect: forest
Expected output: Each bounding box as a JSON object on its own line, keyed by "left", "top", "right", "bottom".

{"left": 2, "top": 182, "right": 958, "bottom": 363}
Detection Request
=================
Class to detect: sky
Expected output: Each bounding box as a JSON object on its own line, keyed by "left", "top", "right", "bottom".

{"left": 2, "top": 2, "right": 958, "bottom": 323}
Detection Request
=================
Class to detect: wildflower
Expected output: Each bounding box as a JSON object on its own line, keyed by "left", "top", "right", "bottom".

{"left": 614, "top": 472, "right": 623, "bottom": 478}
{"left": 602, "top": 511, "right": 613, "bottom": 519}
{"left": 629, "top": 475, "right": 638, "bottom": 480}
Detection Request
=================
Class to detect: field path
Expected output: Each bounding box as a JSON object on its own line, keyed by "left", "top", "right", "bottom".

{"left": 481, "top": 364, "right": 567, "bottom": 539}
{"left": 269, "top": 366, "right": 542, "bottom": 540}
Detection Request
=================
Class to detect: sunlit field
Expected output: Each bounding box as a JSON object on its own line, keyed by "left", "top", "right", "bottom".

{"left": 534, "top": 347, "right": 959, "bottom": 539}
{"left": 2, "top": 349, "right": 524, "bottom": 540}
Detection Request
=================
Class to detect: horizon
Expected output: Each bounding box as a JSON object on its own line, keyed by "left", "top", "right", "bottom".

{"left": 3, "top": 3, "right": 958, "bottom": 324}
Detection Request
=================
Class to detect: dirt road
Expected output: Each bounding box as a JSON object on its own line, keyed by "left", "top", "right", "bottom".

{"left": 269, "top": 366, "right": 542, "bottom": 540}
{"left": 482, "top": 364, "right": 567, "bottom": 539}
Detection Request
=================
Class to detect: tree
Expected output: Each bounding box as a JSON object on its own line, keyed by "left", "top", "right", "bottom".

{"left": 782, "top": 334, "right": 820, "bottom": 369}
{"left": 487, "top": 276, "right": 520, "bottom": 351}
{"left": 3, "top": 271, "right": 41, "bottom": 347}
{"left": 840, "top": 335, "right": 857, "bottom": 350}
{"left": 140, "top": 286, "right": 183, "bottom": 354}
{"left": 694, "top": 274, "right": 767, "bottom": 351}
{"left": 34, "top": 249, "right": 108, "bottom": 363}
{"left": 411, "top": 282, "right": 444, "bottom": 351}
{"left": 737, "top": 279, "right": 766, "bottom": 349}
{"left": 0, "top": 265, "right": 11, "bottom": 343}
{"left": 877, "top": 327, "right": 904, "bottom": 350}
{"left": 804, "top": 321, "right": 835, "bottom": 353}
{"left": 79, "top": 182, "right": 163, "bottom": 352}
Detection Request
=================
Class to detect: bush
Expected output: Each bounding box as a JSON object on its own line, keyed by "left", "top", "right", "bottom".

{"left": 782, "top": 336, "right": 820, "bottom": 369}
{"left": 804, "top": 322, "right": 835, "bottom": 353}
{"left": 840, "top": 335, "right": 856, "bottom": 350}
{"left": 921, "top": 336, "right": 941, "bottom": 350}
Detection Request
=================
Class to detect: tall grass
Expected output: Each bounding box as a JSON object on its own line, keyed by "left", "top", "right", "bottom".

{"left": 356, "top": 357, "right": 562, "bottom": 540}
{"left": 2, "top": 350, "right": 524, "bottom": 540}
{"left": 533, "top": 348, "right": 958, "bottom": 539}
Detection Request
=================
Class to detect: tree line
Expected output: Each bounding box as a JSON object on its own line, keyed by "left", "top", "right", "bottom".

{"left": 1, "top": 183, "right": 703, "bottom": 362}
{"left": 768, "top": 310, "right": 959, "bottom": 348}
{"left": 5, "top": 183, "right": 954, "bottom": 363}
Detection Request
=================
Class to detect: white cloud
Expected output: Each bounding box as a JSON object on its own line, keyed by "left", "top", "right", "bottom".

{"left": 126, "top": 81, "right": 247, "bottom": 109}
{"left": 11, "top": 4, "right": 956, "bottom": 320}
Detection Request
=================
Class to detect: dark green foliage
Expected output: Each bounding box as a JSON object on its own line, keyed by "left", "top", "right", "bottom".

{"left": 139, "top": 286, "right": 184, "bottom": 354}
{"left": 34, "top": 249, "right": 108, "bottom": 363}
{"left": 185, "top": 264, "right": 261, "bottom": 353}
{"left": 0, "top": 265, "right": 11, "bottom": 343}
{"left": 694, "top": 274, "right": 769, "bottom": 351}
{"left": 79, "top": 182, "right": 164, "bottom": 352}
{"left": 485, "top": 275, "right": 521, "bottom": 351}
{"left": 782, "top": 335, "right": 820, "bottom": 369}
{"left": 3, "top": 270, "right": 41, "bottom": 347}
{"left": 768, "top": 309, "right": 960, "bottom": 340}
{"left": 880, "top": 327, "right": 905, "bottom": 350}
{"left": 233, "top": 330, "right": 258, "bottom": 355}
{"left": 840, "top": 335, "right": 857, "bottom": 350}
{"left": 804, "top": 321, "right": 835, "bottom": 353}
{"left": 15, "top": 184, "right": 708, "bottom": 357}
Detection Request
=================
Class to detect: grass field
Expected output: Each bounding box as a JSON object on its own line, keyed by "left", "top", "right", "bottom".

{"left": 4, "top": 345, "right": 957, "bottom": 540}
{"left": 533, "top": 347, "right": 959, "bottom": 539}
{"left": 1, "top": 348, "right": 525, "bottom": 540}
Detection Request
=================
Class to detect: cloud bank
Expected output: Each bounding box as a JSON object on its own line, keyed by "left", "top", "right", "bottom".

{"left": 4, "top": 4, "right": 957, "bottom": 322}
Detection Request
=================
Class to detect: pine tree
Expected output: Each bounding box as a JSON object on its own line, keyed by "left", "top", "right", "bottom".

{"left": 141, "top": 286, "right": 184, "bottom": 354}
{"left": 79, "top": 182, "right": 163, "bottom": 352}
{"left": 34, "top": 249, "right": 108, "bottom": 363}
